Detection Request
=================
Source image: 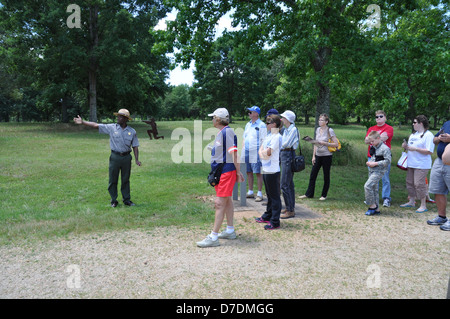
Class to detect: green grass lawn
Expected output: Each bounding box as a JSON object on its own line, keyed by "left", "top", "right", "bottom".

{"left": 0, "top": 120, "right": 437, "bottom": 244}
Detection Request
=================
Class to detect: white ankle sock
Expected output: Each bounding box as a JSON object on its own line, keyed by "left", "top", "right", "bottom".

{"left": 210, "top": 231, "right": 218, "bottom": 241}
{"left": 226, "top": 226, "right": 234, "bottom": 234}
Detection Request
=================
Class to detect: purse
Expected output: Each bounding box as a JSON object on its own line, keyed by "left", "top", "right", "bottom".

{"left": 327, "top": 128, "right": 341, "bottom": 152}
{"left": 207, "top": 131, "right": 227, "bottom": 186}
{"left": 208, "top": 163, "right": 224, "bottom": 186}
{"left": 397, "top": 152, "right": 408, "bottom": 170}
{"left": 291, "top": 128, "right": 306, "bottom": 172}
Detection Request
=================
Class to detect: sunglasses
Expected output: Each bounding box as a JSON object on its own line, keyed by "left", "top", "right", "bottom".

{"left": 375, "top": 115, "right": 384, "bottom": 119}
{"left": 266, "top": 122, "right": 273, "bottom": 125}
{"left": 413, "top": 121, "right": 418, "bottom": 124}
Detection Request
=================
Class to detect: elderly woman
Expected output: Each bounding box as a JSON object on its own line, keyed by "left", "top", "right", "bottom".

{"left": 299, "top": 114, "right": 339, "bottom": 201}
{"left": 197, "top": 108, "right": 245, "bottom": 248}
{"left": 400, "top": 115, "right": 435, "bottom": 213}
{"left": 279, "top": 110, "right": 299, "bottom": 219}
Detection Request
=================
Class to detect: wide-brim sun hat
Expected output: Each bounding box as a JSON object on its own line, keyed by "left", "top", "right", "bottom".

{"left": 280, "top": 110, "right": 296, "bottom": 124}
{"left": 113, "top": 109, "right": 132, "bottom": 121}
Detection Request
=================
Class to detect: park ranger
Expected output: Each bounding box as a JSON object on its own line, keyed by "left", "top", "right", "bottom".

{"left": 73, "top": 109, "right": 141, "bottom": 207}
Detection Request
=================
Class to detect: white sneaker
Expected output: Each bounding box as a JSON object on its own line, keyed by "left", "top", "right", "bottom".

{"left": 196, "top": 235, "right": 220, "bottom": 248}
{"left": 218, "top": 230, "right": 237, "bottom": 239}
{"left": 383, "top": 199, "right": 391, "bottom": 207}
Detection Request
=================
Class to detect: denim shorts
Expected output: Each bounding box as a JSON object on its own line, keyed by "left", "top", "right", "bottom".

{"left": 246, "top": 161, "right": 262, "bottom": 174}
{"left": 429, "top": 158, "right": 450, "bottom": 195}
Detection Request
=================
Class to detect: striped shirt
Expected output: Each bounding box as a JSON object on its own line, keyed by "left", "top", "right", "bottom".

{"left": 281, "top": 124, "right": 299, "bottom": 150}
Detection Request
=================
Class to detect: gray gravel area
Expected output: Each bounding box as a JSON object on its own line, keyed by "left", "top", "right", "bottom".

{"left": 0, "top": 199, "right": 448, "bottom": 299}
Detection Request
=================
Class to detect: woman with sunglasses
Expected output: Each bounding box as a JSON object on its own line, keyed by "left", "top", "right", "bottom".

{"left": 256, "top": 114, "right": 283, "bottom": 230}
{"left": 400, "top": 115, "right": 435, "bottom": 213}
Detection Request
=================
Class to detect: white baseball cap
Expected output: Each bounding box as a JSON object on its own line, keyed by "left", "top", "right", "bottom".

{"left": 208, "top": 108, "right": 229, "bottom": 119}
{"left": 280, "top": 110, "right": 296, "bottom": 124}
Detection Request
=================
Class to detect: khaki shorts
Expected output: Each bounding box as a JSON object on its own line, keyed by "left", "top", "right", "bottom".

{"left": 429, "top": 158, "right": 450, "bottom": 195}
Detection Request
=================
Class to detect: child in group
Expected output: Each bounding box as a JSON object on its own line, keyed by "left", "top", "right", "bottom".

{"left": 255, "top": 114, "right": 283, "bottom": 230}
{"left": 364, "top": 131, "right": 392, "bottom": 215}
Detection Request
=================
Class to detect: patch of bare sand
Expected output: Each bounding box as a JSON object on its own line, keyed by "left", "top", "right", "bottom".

{"left": 0, "top": 204, "right": 448, "bottom": 299}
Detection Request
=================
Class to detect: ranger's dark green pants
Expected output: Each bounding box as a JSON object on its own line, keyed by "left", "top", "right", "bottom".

{"left": 108, "top": 151, "right": 132, "bottom": 203}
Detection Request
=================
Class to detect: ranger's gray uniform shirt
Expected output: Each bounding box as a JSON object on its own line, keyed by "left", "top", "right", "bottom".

{"left": 98, "top": 123, "right": 139, "bottom": 153}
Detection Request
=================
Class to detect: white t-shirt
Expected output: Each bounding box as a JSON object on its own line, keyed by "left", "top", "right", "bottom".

{"left": 261, "top": 132, "right": 282, "bottom": 173}
{"left": 407, "top": 131, "right": 435, "bottom": 169}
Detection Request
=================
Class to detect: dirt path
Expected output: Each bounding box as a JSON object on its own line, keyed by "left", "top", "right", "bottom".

{"left": 0, "top": 199, "right": 448, "bottom": 299}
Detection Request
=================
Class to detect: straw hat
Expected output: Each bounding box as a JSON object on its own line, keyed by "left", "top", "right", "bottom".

{"left": 113, "top": 109, "right": 132, "bottom": 121}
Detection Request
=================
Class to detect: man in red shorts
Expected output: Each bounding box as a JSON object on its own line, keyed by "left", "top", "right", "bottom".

{"left": 197, "top": 108, "right": 245, "bottom": 248}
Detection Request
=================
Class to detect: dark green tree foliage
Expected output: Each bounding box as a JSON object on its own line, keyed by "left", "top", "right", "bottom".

{"left": 192, "top": 33, "right": 274, "bottom": 119}
{"left": 160, "top": 84, "right": 191, "bottom": 119}
{"left": 0, "top": 0, "right": 170, "bottom": 122}
{"left": 345, "top": 0, "right": 449, "bottom": 127}
{"left": 159, "top": 0, "right": 385, "bottom": 126}
{"left": 158, "top": 0, "right": 448, "bottom": 127}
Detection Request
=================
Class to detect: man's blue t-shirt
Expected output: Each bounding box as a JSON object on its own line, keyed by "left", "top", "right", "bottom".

{"left": 435, "top": 120, "right": 450, "bottom": 159}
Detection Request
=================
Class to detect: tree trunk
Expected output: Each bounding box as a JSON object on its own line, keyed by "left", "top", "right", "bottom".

{"left": 61, "top": 95, "right": 69, "bottom": 123}
{"left": 315, "top": 80, "right": 330, "bottom": 124}
{"left": 311, "top": 45, "right": 332, "bottom": 131}
{"left": 311, "top": 4, "right": 332, "bottom": 131}
{"left": 88, "top": 5, "right": 99, "bottom": 122}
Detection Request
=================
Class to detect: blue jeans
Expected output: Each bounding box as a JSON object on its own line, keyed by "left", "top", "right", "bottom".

{"left": 281, "top": 150, "right": 296, "bottom": 212}
{"left": 368, "top": 157, "right": 391, "bottom": 201}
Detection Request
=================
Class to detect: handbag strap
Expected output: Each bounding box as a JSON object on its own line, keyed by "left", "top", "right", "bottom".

{"left": 295, "top": 127, "right": 302, "bottom": 155}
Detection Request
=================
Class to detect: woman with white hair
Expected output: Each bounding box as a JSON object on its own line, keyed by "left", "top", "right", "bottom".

{"left": 197, "top": 108, "right": 245, "bottom": 248}
{"left": 279, "top": 110, "right": 299, "bottom": 219}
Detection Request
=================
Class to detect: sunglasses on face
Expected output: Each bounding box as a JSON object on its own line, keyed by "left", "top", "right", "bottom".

{"left": 375, "top": 115, "right": 384, "bottom": 119}
{"left": 413, "top": 121, "right": 418, "bottom": 124}
{"left": 266, "top": 122, "right": 273, "bottom": 125}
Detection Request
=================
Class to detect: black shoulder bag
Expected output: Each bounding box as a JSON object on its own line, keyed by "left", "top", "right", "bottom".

{"left": 291, "top": 127, "right": 305, "bottom": 172}
{"left": 207, "top": 129, "right": 227, "bottom": 186}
